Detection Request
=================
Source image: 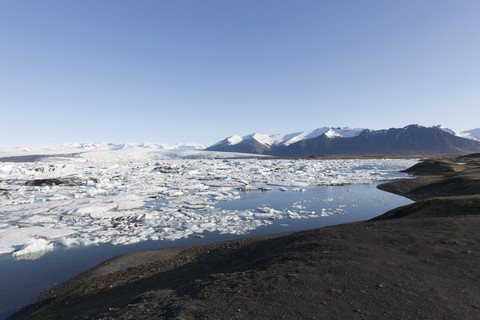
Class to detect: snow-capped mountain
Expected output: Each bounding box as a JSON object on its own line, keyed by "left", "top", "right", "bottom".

{"left": 207, "top": 127, "right": 365, "bottom": 154}
{"left": 461, "top": 128, "right": 480, "bottom": 141}
{"left": 2, "top": 125, "right": 479, "bottom": 159}
{"left": 435, "top": 126, "right": 480, "bottom": 141}
{"left": 207, "top": 125, "right": 480, "bottom": 156}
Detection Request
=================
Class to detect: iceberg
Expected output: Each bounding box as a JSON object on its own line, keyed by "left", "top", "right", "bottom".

{"left": 0, "top": 150, "right": 418, "bottom": 258}
{"left": 12, "top": 239, "right": 54, "bottom": 260}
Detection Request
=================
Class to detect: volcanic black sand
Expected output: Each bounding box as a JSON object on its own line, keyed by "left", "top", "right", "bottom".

{"left": 10, "top": 154, "right": 480, "bottom": 320}
{"left": 376, "top": 153, "right": 480, "bottom": 219}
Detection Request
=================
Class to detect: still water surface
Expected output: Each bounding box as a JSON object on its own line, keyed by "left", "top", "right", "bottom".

{"left": 0, "top": 182, "right": 411, "bottom": 318}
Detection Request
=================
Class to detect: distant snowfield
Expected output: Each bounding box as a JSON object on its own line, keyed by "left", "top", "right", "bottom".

{"left": 0, "top": 141, "right": 207, "bottom": 158}
{"left": 0, "top": 147, "right": 418, "bottom": 258}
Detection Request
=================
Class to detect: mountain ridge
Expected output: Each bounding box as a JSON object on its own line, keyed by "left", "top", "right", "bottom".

{"left": 207, "top": 125, "right": 480, "bottom": 156}
{"left": 2, "top": 125, "right": 479, "bottom": 158}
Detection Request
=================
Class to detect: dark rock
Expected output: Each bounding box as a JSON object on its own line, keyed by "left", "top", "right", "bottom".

{"left": 25, "top": 178, "right": 98, "bottom": 186}
{"left": 153, "top": 166, "right": 180, "bottom": 173}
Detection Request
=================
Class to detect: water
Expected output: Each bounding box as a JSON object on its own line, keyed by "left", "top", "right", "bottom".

{"left": 0, "top": 182, "right": 411, "bottom": 319}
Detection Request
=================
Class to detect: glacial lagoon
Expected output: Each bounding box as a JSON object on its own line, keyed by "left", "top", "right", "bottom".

{"left": 0, "top": 156, "right": 417, "bottom": 317}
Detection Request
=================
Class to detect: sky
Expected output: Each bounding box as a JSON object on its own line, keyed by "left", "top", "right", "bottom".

{"left": 1, "top": 0, "right": 479, "bottom": 146}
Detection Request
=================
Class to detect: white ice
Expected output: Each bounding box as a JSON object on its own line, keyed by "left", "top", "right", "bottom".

{"left": 11, "top": 239, "right": 54, "bottom": 260}
{"left": 0, "top": 148, "right": 418, "bottom": 258}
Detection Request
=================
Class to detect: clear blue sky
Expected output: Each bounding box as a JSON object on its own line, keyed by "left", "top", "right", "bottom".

{"left": 1, "top": 0, "right": 479, "bottom": 145}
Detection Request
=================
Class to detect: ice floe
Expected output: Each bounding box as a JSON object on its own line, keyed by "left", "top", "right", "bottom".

{"left": 11, "top": 239, "right": 54, "bottom": 260}
{"left": 0, "top": 150, "right": 417, "bottom": 258}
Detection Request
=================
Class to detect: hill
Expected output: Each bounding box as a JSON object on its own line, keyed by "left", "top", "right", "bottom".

{"left": 207, "top": 125, "right": 480, "bottom": 156}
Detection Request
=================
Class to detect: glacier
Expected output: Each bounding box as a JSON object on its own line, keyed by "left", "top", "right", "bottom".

{"left": 0, "top": 148, "right": 418, "bottom": 258}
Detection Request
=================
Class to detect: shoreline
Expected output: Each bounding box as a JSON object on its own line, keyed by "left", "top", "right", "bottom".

{"left": 10, "top": 154, "right": 480, "bottom": 319}
{"left": 375, "top": 153, "right": 480, "bottom": 219}
{"left": 1, "top": 182, "right": 408, "bottom": 319}
{"left": 11, "top": 217, "right": 480, "bottom": 319}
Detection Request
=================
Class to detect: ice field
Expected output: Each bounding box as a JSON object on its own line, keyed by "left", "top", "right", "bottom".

{"left": 0, "top": 149, "right": 418, "bottom": 259}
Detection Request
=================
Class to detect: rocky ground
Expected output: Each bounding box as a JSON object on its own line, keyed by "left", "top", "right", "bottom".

{"left": 377, "top": 153, "right": 480, "bottom": 219}
{"left": 11, "top": 154, "right": 480, "bottom": 320}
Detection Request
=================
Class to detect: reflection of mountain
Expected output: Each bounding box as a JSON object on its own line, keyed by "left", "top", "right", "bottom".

{"left": 207, "top": 125, "right": 480, "bottom": 156}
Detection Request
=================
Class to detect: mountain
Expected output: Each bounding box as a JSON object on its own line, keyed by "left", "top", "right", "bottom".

{"left": 206, "top": 127, "right": 365, "bottom": 155}
{"left": 207, "top": 125, "right": 480, "bottom": 157}
{"left": 207, "top": 133, "right": 274, "bottom": 154}
{"left": 461, "top": 128, "right": 480, "bottom": 141}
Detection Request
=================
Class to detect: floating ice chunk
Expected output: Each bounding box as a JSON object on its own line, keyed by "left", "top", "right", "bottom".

{"left": 183, "top": 203, "right": 210, "bottom": 210}
{"left": 237, "top": 185, "right": 259, "bottom": 192}
{"left": 23, "top": 215, "right": 58, "bottom": 224}
{"left": 237, "top": 211, "right": 254, "bottom": 217}
{"left": 0, "top": 164, "right": 13, "bottom": 174}
{"left": 74, "top": 204, "right": 117, "bottom": 217}
{"left": 111, "top": 236, "right": 129, "bottom": 246}
{"left": 60, "top": 237, "right": 69, "bottom": 247}
{"left": 164, "top": 230, "right": 192, "bottom": 241}
{"left": 206, "top": 192, "right": 239, "bottom": 201}
{"left": 76, "top": 237, "right": 104, "bottom": 246}
{"left": 59, "top": 236, "right": 78, "bottom": 247}
{"left": 259, "top": 187, "right": 272, "bottom": 191}
{"left": 162, "top": 189, "right": 186, "bottom": 197}
{"left": 290, "top": 182, "right": 309, "bottom": 187}
{"left": 255, "top": 207, "right": 282, "bottom": 219}
{"left": 256, "top": 207, "right": 280, "bottom": 214}
{"left": 198, "top": 222, "right": 216, "bottom": 230}
{"left": 279, "top": 187, "right": 288, "bottom": 192}
{"left": 202, "top": 180, "right": 244, "bottom": 188}
{"left": 117, "top": 197, "right": 145, "bottom": 211}
{"left": 292, "top": 203, "right": 306, "bottom": 210}
{"left": 0, "top": 226, "right": 76, "bottom": 255}
{"left": 286, "top": 211, "right": 301, "bottom": 218}
{"left": 292, "top": 188, "right": 307, "bottom": 192}
{"left": 320, "top": 208, "right": 333, "bottom": 217}
{"left": 253, "top": 212, "right": 279, "bottom": 219}
{"left": 12, "top": 239, "right": 54, "bottom": 259}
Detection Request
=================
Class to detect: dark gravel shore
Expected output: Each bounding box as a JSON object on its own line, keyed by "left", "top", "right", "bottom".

{"left": 11, "top": 217, "right": 480, "bottom": 320}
